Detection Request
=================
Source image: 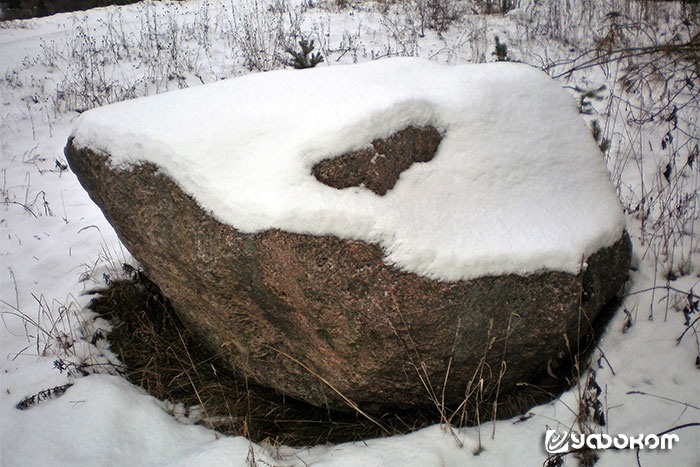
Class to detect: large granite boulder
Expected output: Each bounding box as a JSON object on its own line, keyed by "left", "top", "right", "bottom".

{"left": 65, "top": 59, "right": 631, "bottom": 413}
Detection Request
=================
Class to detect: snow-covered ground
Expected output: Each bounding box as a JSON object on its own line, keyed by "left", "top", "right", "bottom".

{"left": 1, "top": 1, "right": 699, "bottom": 466}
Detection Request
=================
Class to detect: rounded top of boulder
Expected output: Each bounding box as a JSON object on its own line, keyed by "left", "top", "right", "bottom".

{"left": 69, "top": 58, "right": 625, "bottom": 281}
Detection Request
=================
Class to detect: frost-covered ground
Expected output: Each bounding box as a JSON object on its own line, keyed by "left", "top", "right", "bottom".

{"left": 1, "top": 1, "right": 699, "bottom": 466}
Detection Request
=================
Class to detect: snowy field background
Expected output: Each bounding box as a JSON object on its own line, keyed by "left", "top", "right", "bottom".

{"left": 1, "top": 0, "right": 699, "bottom": 465}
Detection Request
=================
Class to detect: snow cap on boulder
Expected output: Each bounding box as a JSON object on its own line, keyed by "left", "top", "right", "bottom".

{"left": 70, "top": 58, "right": 625, "bottom": 281}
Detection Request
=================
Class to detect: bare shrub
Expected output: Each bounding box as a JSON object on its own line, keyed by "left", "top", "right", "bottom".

{"left": 53, "top": 20, "right": 138, "bottom": 112}
{"left": 548, "top": 4, "right": 700, "bottom": 284}
{"left": 233, "top": 0, "right": 302, "bottom": 71}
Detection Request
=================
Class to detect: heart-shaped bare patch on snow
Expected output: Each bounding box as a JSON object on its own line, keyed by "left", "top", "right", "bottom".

{"left": 312, "top": 126, "right": 441, "bottom": 195}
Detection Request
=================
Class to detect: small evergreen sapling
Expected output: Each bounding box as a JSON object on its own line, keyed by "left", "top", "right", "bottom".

{"left": 571, "top": 85, "right": 611, "bottom": 154}
{"left": 286, "top": 38, "right": 324, "bottom": 69}
{"left": 590, "top": 119, "right": 610, "bottom": 154}
{"left": 492, "top": 36, "right": 509, "bottom": 61}
{"left": 574, "top": 85, "right": 606, "bottom": 115}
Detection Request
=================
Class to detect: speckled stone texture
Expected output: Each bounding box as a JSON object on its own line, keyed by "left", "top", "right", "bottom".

{"left": 65, "top": 130, "right": 631, "bottom": 414}
{"left": 312, "top": 126, "right": 442, "bottom": 195}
